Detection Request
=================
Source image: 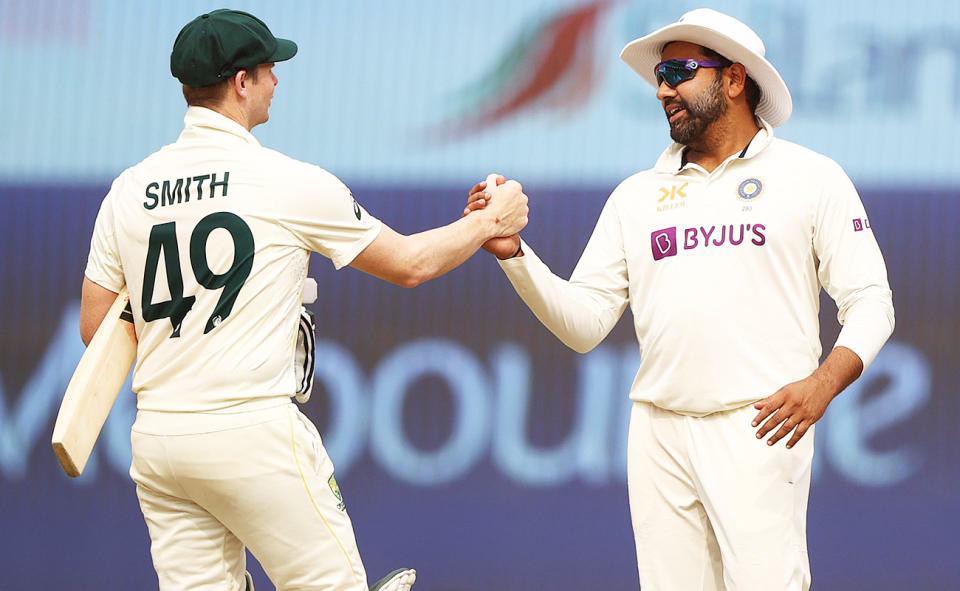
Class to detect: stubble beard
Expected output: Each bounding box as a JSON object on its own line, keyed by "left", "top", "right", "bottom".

{"left": 668, "top": 73, "right": 728, "bottom": 146}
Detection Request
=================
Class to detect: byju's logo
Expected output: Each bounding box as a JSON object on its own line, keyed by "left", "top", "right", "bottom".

{"left": 651, "top": 223, "right": 767, "bottom": 262}
{"left": 650, "top": 227, "right": 678, "bottom": 260}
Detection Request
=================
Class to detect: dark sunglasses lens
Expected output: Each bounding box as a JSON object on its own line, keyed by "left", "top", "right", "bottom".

{"left": 655, "top": 60, "right": 695, "bottom": 87}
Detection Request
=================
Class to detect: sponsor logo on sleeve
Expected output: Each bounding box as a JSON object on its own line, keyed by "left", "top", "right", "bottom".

{"left": 852, "top": 217, "right": 870, "bottom": 232}
{"left": 350, "top": 192, "right": 362, "bottom": 220}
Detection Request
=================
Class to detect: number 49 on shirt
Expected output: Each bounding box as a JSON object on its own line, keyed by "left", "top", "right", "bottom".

{"left": 142, "top": 212, "right": 254, "bottom": 337}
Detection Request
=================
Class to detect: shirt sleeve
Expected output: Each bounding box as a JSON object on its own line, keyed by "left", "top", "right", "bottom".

{"left": 813, "top": 160, "right": 895, "bottom": 370}
{"left": 84, "top": 186, "right": 125, "bottom": 292}
{"left": 498, "top": 196, "right": 630, "bottom": 354}
{"left": 277, "top": 164, "right": 382, "bottom": 269}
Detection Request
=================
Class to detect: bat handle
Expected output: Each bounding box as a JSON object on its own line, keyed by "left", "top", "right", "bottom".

{"left": 302, "top": 278, "right": 318, "bottom": 304}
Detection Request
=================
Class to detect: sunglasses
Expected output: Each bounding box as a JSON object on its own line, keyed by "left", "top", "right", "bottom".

{"left": 654, "top": 59, "right": 726, "bottom": 88}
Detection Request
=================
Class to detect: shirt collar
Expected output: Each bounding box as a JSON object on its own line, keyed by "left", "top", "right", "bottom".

{"left": 653, "top": 117, "right": 775, "bottom": 174}
{"left": 179, "top": 106, "right": 261, "bottom": 146}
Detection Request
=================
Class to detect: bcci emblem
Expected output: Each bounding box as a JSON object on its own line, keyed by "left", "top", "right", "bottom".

{"left": 328, "top": 474, "right": 346, "bottom": 511}
{"left": 737, "top": 178, "right": 763, "bottom": 201}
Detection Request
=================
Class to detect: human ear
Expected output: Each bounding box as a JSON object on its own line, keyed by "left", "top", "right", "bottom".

{"left": 726, "top": 63, "right": 748, "bottom": 99}
{"left": 233, "top": 70, "right": 248, "bottom": 96}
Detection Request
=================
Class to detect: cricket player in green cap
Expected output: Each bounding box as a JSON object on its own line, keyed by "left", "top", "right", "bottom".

{"left": 80, "top": 9, "right": 528, "bottom": 590}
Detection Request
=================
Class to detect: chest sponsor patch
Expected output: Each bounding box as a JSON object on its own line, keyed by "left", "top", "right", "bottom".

{"left": 650, "top": 223, "right": 766, "bottom": 261}
{"left": 650, "top": 227, "right": 678, "bottom": 260}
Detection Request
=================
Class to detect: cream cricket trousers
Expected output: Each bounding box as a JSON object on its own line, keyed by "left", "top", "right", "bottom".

{"left": 129, "top": 400, "right": 368, "bottom": 591}
{"left": 628, "top": 402, "right": 814, "bottom": 591}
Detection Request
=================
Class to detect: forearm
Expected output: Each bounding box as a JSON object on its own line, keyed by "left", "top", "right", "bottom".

{"left": 351, "top": 212, "right": 507, "bottom": 288}
{"left": 811, "top": 345, "right": 864, "bottom": 399}
{"left": 80, "top": 277, "right": 135, "bottom": 346}
{"left": 499, "top": 240, "right": 626, "bottom": 353}
{"left": 399, "top": 214, "right": 498, "bottom": 286}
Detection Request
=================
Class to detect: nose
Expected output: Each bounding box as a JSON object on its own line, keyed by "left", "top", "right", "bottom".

{"left": 656, "top": 80, "right": 676, "bottom": 101}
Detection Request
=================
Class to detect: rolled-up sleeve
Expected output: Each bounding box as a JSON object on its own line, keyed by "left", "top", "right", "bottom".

{"left": 814, "top": 161, "right": 895, "bottom": 370}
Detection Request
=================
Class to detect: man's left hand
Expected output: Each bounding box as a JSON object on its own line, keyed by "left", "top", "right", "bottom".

{"left": 752, "top": 346, "right": 863, "bottom": 449}
{"left": 751, "top": 374, "right": 833, "bottom": 449}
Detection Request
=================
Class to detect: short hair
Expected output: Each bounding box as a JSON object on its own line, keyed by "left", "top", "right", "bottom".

{"left": 700, "top": 46, "right": 761, "bottom": 114}
{"left": 181, "top": 66, "right": 260, "bottom": 107}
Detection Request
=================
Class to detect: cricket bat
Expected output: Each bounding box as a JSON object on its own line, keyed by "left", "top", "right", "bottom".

{"left": 52, "top": 286, "right": 136, "bottom": 478}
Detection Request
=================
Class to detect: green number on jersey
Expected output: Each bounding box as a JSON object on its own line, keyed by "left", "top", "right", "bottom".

{"left": 190, "top": 212, "right": 255, "bottom": 334}
{"left": 142, "top": 213, "right": 255, "bottom": 337}
{"left": 142, "top": 222, "right": 195, "bottom": 337}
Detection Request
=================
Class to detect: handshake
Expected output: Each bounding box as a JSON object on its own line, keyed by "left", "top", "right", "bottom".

{"left": 462, "top": 173, "right": 528, "bottom": 260}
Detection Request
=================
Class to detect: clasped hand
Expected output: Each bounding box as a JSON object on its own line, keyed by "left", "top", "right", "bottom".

{"left": 464, "top": 175, "right": 524, "bottom": 259}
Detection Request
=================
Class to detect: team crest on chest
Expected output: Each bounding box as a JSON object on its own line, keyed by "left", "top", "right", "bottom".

{"left": 737, "top": 178, "right": 763, "bottom": 201}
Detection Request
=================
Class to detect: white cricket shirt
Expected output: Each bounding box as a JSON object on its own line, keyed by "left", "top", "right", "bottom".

{"left": 86, "top": 107, "right": 382, "bottom": 412}
{"left": 499, "top": 121, "right": 894, "bottom": 416}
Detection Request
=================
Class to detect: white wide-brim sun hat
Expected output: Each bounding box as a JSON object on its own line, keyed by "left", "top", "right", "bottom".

{"left": 620, "top": 8, "right": 792, "bottom": 127}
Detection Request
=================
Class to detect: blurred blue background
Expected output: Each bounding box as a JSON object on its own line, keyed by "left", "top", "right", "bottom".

{"left": 1, "top": 1, "right": 957, "bottom": 589}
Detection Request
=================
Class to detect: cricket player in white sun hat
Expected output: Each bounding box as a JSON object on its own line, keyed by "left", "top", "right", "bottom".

{"left": 80, "top": 8, "right": 528, "bottom": 591}
{"left": 466, "top": 7, "right": 894, "bottom": 590}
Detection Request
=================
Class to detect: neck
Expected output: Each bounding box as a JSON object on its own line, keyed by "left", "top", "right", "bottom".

{"left": 207, "top": 101, "right": 253, "bottom": 131}
{"left": 683, "top": 112, "right": 760, "bottom": 172}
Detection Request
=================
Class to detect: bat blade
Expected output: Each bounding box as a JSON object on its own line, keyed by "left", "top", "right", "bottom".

{"left": 52, "top": 287, "right": 136, "bottom": 477}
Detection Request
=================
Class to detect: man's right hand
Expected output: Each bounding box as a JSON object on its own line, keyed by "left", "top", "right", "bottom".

{"left": 465, "top": 176, "right": 524, "bottom": 259}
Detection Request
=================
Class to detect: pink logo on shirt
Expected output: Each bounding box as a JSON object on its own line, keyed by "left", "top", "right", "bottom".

{"left": 652, "top": 224, "right": 767, "bottom": 262}
{"left": 852, "top": 218, "right": 870, "bottom": 232}
{"left": 684, "top": 224, "right": 765, "bottom": 248}
{"left": 651, "top": 227, "right": 678, "bottom": 260}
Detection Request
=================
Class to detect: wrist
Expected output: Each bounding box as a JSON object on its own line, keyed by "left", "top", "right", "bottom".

{"left": 813, "top": 346, "right": 863, "bottom": 399}
{"left": 478, "top": 209, "right": 500, "bottom": 238}
{"left": 495, "top": 238, "right": 523, "bottom": 260}
{"left": 809, "top": 366, "right": 842, "bottom": 401}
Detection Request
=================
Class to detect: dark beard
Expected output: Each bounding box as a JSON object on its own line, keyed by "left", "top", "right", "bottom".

{"left": 667, "top": 73, "right": 727, "bottom": 145}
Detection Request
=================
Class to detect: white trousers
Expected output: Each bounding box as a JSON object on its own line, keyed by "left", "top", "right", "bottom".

{"left": 627, "top": 402, "right": 813, "bottom": 591}
{"left": 130, "top": 401, "right": 367, "bottom": 591}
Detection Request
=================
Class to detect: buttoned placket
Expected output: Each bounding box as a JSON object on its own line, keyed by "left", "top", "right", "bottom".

{"left": 670, "top": 123, "right": 770, "bottom": 189}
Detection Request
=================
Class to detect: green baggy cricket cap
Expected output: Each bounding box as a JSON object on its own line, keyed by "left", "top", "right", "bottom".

{"left": 171, "top": 9, "right": 297, "bottom": 87}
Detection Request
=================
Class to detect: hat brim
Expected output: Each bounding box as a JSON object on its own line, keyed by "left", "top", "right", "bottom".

{"left": 620, "top": 22, "right": 792, "bottom": 127}
{"left": 268, "top": 38, "right": 298, "bottom": 63}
